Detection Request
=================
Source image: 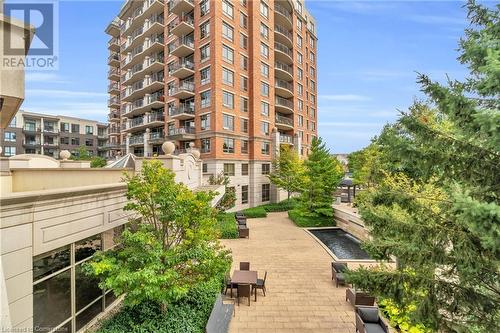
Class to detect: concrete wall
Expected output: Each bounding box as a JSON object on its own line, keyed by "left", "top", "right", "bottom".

{"left": 333, "top": 205, "right": 369, "bottom": 241}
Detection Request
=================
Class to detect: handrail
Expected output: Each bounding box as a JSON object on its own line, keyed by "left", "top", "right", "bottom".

{"left": 274, "top": 41, "right": 293, "bottom": 58}
{"left": 276, "top": 114, "right": 294, "bottom": 126}
{"left": 274, "top": 25, "right": 292, "bottom": 41}
{"left": 275, "top": 61, "right": 293, "bottom": 75}
{"left": 275, "top": 79, "right": 293, "bottom": 91}
{"left": 275, "top": 96, "right": 294, "bottom": 109}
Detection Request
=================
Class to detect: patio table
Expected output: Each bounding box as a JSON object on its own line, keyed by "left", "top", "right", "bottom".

{"left": 231, "top": 270, "right": 258, "bottom": 301}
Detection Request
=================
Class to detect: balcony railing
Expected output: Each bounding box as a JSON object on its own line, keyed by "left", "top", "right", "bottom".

{"left": 168, "top": 59, "right": 194, "bottom": 73}
{"left": 108, "top": 53, "right": 120, "bottom": 63}
{"left": 168, "top": 36, "right": 194, "bottom": 53}
{"left": 168, "top": 81, "right": 195, "bottom": 96}
{"left": 170, "top": 104, "right": 194, "bottom": 116}
{"left": 274, "top": 3, "right": 292, "bottom": 22}
{"left": 108, "top": 37, "right": 119, "bottom": 47}
{"left": 274, "top": 25, "right": 292, "bottom": 41}
{"left": 108, "top": 68, "right": 120, "bottom": 77}
{"left": 275, "top": 61, "right": 293, "bottom": 76}
{"left": 23, "top": 126, "right": 41, "bottom": 132}
{"left": 148, "top": 112, "right": 164, "bottom": 122}
{"left": 108, "top": 97, "right": 120, "bottom": 105}
{"left": 129, "top": 117, "right": 144, "bottom": 128}
{"left": 275, "top": 96, "right": 294, "bottom": 109}
{"left": 280, "top": 134, "right": 293, "bottom": 144}
{"left": 109, "top": 127, "right": 120, "bottom": 134}
{"left": 168, "top": 14, "right": 194, "bottom": 31}
{"left": 108, "top": 82, "right": 119, "bottom": 91}
{"left": 129, "top": 136, "right": 144, "bottom": 145}
{"left": 168, "top": 127, "right": 195, "bottom": 136}
{"left": 150, "top": 131, "right": 164, "bottom": 141}
{"left": 276, "top": 115, "right": 294, "bottom": 127}
{"left": 275, "top": 79, "right": 293, "bottom": 92}
{"left": 274, "top": 41, "right": 293, "bottom": 58}
{"left": 43, "top": 127, "right": 58, "bottom": 134}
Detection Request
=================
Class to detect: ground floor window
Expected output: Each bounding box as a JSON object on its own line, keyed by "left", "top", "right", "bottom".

{"left": 242, "top": 185, "right": 249, "bottom": 204}
{"left": 33, "top": 226, "right": 123, "bottom": 333}
{"left": 262, "top": 183, "right": 270, "bottom": 202}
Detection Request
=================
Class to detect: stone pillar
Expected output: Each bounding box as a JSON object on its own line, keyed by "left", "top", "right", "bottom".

{"left": 40, "top": 118, "right": 44, "bottom": 155}
{"left": 271, "top": 127, "right": 280, "bottom": 159}
{"left": 126, "top": 133, "right": 131, "bottom": 155}
{"left": 294, "top": 133, "right": 302, "bottom": 156}
{"left": 144, "top": 128, "right": 151, "bottom": 157}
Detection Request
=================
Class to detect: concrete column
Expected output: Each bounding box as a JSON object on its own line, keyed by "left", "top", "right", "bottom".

{"left": 40, "top": 118, "right": 44, "bottom": 155}
{"left": 144, "top": 128, "right": 151, "bottom": 158}
{"left": 126, "top": 133, "right": 131, "bottom": 155}
{"left": 294, "top": 133, "right": 302, "bottom": 156}
{"left": 271, "top": 128, "right": 280, "bottom": 159}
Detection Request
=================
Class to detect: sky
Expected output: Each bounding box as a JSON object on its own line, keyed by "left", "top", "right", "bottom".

{"left": 16, "top": 0, "right": 479, "bottom": 153}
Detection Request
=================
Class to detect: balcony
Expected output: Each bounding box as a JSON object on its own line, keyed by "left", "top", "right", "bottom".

{"left": 23, "top": 140, "right": 41, "bottom": 147}
{"left": 275, "top": 96, "right": 294, "bottom": 114}
{"left": 166, "top": 126, "right": 195, "bottom": 141}
{"left": 274, "top": 3, "right": 293, "bottom": 28}
{"left": 168, "top": 0, "right": 194, "bottom": 16}
{"left": 275, "top": 79, "right": 293, "bottom": 98}
{"left": 108, "top": 82, "right": 120, "bottom": 95}
{"left": 123, "top": 54, "right": 164, "bottom": 85}
{"left": 108, "top": 53, "right": 120, "bottom": 67}
{"left": 126, "top": 112, "right": 163, "bottom": 132}
{"left": 279, "top": 134, "right": 294, "bottom": 145}
{"left": 129, "top": 135, "right": 144, "bottom": 146}
{"left": 149, "top": 131, "right": 165, "bottom": 143}
{"left": 43, "top": 141, "right": 59, "bottom": 148}
{"left": 108, "top": 37, "right": 120, "bottom": 52}
{"left": 275, "top": 114, "right": 294, "bottom": 130}
{"left": 122, "top": 0, "right": 165, "bottom": 36}
{"left": 274, "top": 41, "right": 293, "bottom": 64}
{"left": 108, "top": 97, "right": 120, "bottom": 108}
{"left": 109, "top": 127, "right": 120, "bottom": 135}
{"left": 168, "top": 36, "right": 194, "bottom": 57}
{"left": 168, "top": 81, "right": 195, "bottom": 99}
{"left": 274, "top": 25, "right": 293, "bottom": 48}
{"left": 169, "top": 15, "right": 194, "bottom": 36}
{"left": 22, "top": 126, "right": 41, "bottom": 134}
{"left": 123, "top": 92, "right": 165, "bottom": 117}
{"left": 109, "top": 112, "right": 120, "bottom": 122}
{"left": 275, "top": 61, "right": 293, "bottom": 81}
{"left": 123, "top": 16, "right": 164, "bottom": 53}
{"left": 169, "top": 104, "right": 195, "bottom": 120}
{"left": 128, "top": 117, "right": 144, "bottom": 131}
{"left": 123, "top": 36, "right": 163, "bottom": 71}
{"left": 108, "top": 68, "right": 120, "bottom": 81}
{"left": 169, "top": 59, "right": 194, "bottom": 79}
{"left": 43, "top": 127, "right": 59, "bottom": 135}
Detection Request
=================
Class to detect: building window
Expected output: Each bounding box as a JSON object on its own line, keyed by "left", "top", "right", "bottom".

{"left": 85, "top": 125, "right": 94, "bottom": 135}
{"left": 240, "top": 55, "right": 248, "bottom": 70}
{"left": 202, "top": 163, "right": 208, "bottom": 173}
{"left": 200, "top": 66, "right": 211, "bottom": 85}
{"left": 241, "top": 163, "right": 249, "bottom": 176}
{"left": 201, "top": 138, "right": 211, "bottom": 153}
{"left": 201, "top": 90, "right": 211, "bottom": 108}
{"left": 298, "top": 99, "right": 303, "bottom": 112}
{"left": 222, "top": 22, "right": 234, "bottom": 42}
{"left": 261, "top": 121, "right": 270, "bottom": 136}
{"left": 262, "top": 163, "right": 270, "bottom": 175}
{"left": 261, "top": 142, "right": 270, "bottom": 155}
{"left": 310, "top": 51, "right": 315, "bottom": 62}
{"left": 60, "top": 137, "right": 69, "bottom": 145}
{"left": 310, "top": 66, "right": 315, "bottom": 76}
{"left": 71, "top": 124, "right": 80, "bottom": 133}
{"left": 241, "top": 185, "right": 249, "bottom": 204}
{"left": 297, "top": 83, "right": 303, "bottom": 96}
{"left": 297, "top": 67, "right": 303, "bottom": 80}
{"left": 240, "top": 33, "right": 248, "bottom": 49}
{"left": 297, "top": 34, "right": 303, "bottom": 48}
{"left": 4, "top": 132, "right": 16, "bottom": 142}
{"left": 241, "top": 140, "right": 249, "bottom": 154}
{"left": 260, "top": 23, "right": 269, "bottom": 39}
{"left": 222, "top": 91, "right": 234, "bottom": 109}
{"left": 261, "top": 82, "right": 269, "bottom": 97}
{"left": 297, "top": 18, "right": 302, "bottom": 30}
{"left": 310, "top": 80, "right": 316, "bottom": 91}
{"left": 85, "top": 138, "right": 93, "bottom": 147}
{"left": 4, "top": 146, "right": 16, "bottom": 156}
{"left": 223, "top": 114, "right": 235, "bottom": 130}
{"left": 71, "top": 137, "right": 80, "bottom": 146}
{"left": 241, "top": 118, "right": 248, "bottom": 133}
{"left": 222, "top": 0, "right": 234, "bottom": 18}
{"left": 200, "top": 43, "right": 210, "bottom": 61}
{"left": 8, "top": 117, "right": 16, "bottom": 127}
{"left": 240, "top": 12, "right": 248, "bottom": 28}
{"left": 260, "top": 62, "right": 269, "bottom": 78}
{"left": 298, "top": 115, "right": 303, "bottom": 127}
{"left": 260, "top": 42, "right": 269, "bottom": 58}
{"left": 222, "top": 45, "right": 234, "bottom": 63}
{"left": 260, "top": 1, "right": 269, "bottom": 18}
{"left": 261, "top": 101, "right": 269, "bottom": 116}
{"left": 240, "top": 75, "right": 248, "bottom": 91}
{"left": 223, "top": 163, "right": 235, "bottom": 176}
{"left": 297, "top": 51, "right": 303, "bottom": 64}
{"left": 200, "top": 20, "right": 210, "bottom": 39}
{"left": 61, "top": 122, "right": 70, "bottom": 133}
{"left": 262, "top": 184, "right": 270, "bottom": 202}
{"left": 200, "top": 114, "right": 211, "bottom": 130}
{"left": 222, "top": 67, "right": 234, "bottom": 86}
{"left": 240, "top": 97, "right": 248, "bottom": 112}
{"left": 223, "top": 138, "right": 235, "bottom": 153}
{"left": 200, "top": 0, "right": 210, "bottom": 16}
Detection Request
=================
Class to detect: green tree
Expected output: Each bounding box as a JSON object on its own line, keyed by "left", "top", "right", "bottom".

{"left": 347, "top": 143, "right": 383, "bottom": 188}
{"left": 208, "top": 171, "right": 236, "bottom": 212}
{"left": 268, "top": 145, "right": 306, "bottom": 200}
{"left": 300, "top": 137, "right": 344, "bottom": 217}
{"left": 346, "top": 2, "right": 500, "bottom": 332}
{"left": 90, "top": 156, "right": 107, "bottom": 168}
{"left": 70, "top": 145, "right": 106, "bottom": 168}
{"left": 85, "top": 160, "right": 231, "bottom": 312}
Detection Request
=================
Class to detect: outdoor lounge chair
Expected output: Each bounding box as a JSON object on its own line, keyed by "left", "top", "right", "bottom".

{"left": 253, "top": 271, "right": 267, "bottom": 296}
{"left": 239, "top": 262, "right": 250, "bottom": 270}
{"left": 346, "top": 288, "right": 375, "bottom": 306}
{"left": 355, "top": 306, "right": 389, "bottom": 333}
{"left": 331, "top": 262, "right": 348, "bottom": 287}
{"left": 237, "top": 283, "right": 252, "bottom": 306}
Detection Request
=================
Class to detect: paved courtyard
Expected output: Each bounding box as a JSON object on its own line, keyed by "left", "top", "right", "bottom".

{"left": 221, "top": 212, "right": 361, "bottom": 333}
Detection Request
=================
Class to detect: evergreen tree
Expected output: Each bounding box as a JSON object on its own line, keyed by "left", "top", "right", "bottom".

{"left": 300, "top": 137, "right": 344, "bottom": 217}
{"left": 346, "top": 2, "right": 500, "bottom": 332}
{"left": 268, "top": 145, "right": 306, "bottom": 200}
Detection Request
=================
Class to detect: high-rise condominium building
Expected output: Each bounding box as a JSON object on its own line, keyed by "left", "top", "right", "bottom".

{"left": 106, "top": 0, "right": 318, "bottom": 209}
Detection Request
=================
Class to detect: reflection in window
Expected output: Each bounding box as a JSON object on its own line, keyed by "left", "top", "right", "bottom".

{"left": 76, "top": 299, "right": 103, "bottom": 331}
{"left": 34, "top": 269, "right": 71, "bottom": 330}
{"left": 75, "top": 234, "right": 102, "bottom": 263}
{"left": 75, "top": 264, "right": 102, "bottom": 311}
{"left": 33, "top": 245, "right": 70, "bottom": 281}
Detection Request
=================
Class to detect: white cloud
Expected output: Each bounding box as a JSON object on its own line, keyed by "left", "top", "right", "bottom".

{"left": 26, "top": 89, "right": 107, "bottom": 98}
{"left": 318, "top": 94, "right": 371, "bottom": 102}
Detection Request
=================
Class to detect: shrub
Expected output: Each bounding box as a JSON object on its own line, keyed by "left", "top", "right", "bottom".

{"left": 216, "top": 213, "right": 238, "bottom": 239}
{"left": 91, "top": 156, "right": 107, "bottom": 168}
{"left": 261, "top": 198, "right": 299, "bottom": 212}
{"left": 97, "top": 277, "right": 224, "bottom": 333}
{"left": 242, "top": 206, "right": 267, "bottom": 218}
{"left": 378, "top": 299, "right": 432, "bottom": 333}
{"left": 288, "top": 209, "right": 334, "bottom": 228}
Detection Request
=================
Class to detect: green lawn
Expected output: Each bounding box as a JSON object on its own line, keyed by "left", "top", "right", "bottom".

{"left": 287, "top": 209, "right": 334, "bottom": 228}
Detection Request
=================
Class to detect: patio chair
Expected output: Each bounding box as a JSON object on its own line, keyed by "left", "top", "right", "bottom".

{"left": 235, "top": 212, "right": 246, "bottom": 219}
{"left": 238, "top": 226, "right": 249, "bottom": 238}
{"left": 239, "top": 262, "right": 250, "bottom": 270}
{"left": 237, "top": 217, "right": 247, "bottom": 226}
{"left": 253, "top": 271, "right": 267, "bottom": 296}
{"left": 237, "top": 283, "right": 252, "bottom": 306}
{"left": 331, "top": 262, "right": 348, "bottom": 287}
{"left": 223, "top": 273, "right": 235, "bottom": 297}
{"left": 346, "top": 288, "right": 375, "bottom": 307}
{"left": 355, "top": 306, "right": 389, "bottom": 333}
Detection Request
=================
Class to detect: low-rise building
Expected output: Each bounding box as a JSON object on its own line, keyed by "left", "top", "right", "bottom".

{"left": 0, "top": 110, "right": 109, "bottom": 158}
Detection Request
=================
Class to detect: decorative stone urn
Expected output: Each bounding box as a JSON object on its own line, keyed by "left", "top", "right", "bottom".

{"left": 59, "top": 150, "right": 71, "bottom": 161}
{"left": 162, "top": 141, "right": 175, "bottom": 155}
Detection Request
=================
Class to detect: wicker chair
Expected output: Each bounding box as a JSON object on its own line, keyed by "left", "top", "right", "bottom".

{"left": 331, "top": 262, "right": 348, "bottom": 287}
{"left": 237, "top": 283, "right": 252, "bottom": 306}
{"left": 223, "top": 273, "right": 235, "bottom": 297}
{"left": 346, "top": 288, "right": 375, "bottom": 307}
{"left": 240, "top": 262, "right": 250, "bottom": 270}
{"left": 253, "top": 271, "right": 267, "bottom": 296}
{"left": 355, "top": 306, "right": 389, "bottom": 333}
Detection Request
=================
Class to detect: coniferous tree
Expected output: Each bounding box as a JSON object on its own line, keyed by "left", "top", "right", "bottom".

{"left": 346, "top": 2, "right": 500, "bottom": 332}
